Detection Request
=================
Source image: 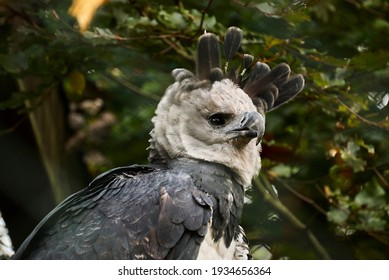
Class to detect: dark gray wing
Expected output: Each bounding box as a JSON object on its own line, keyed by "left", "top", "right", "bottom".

{"left": 12, "top": 165, "right": 213, "bottom": 259}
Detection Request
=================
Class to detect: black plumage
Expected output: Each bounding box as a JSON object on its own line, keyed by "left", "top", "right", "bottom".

{"left": 13, "top": 160, "right": 243, "bottom": 259}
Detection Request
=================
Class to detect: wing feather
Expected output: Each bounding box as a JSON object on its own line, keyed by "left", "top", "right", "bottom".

{"left": 13, "top": 165, "right": 213, "bottom": 260}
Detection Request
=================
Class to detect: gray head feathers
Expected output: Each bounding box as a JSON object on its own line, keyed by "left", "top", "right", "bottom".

{"left": 148, "top": 27, "right": 304, "bottom": 187}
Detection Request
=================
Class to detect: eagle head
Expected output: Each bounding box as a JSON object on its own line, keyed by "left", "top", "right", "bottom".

{"left": 149, "top": 27, "right": 304, "bottom": 188}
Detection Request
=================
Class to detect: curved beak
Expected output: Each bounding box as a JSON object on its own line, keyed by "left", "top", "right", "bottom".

{"left": 228, "top": 111, "right": 264, "bottom": 141}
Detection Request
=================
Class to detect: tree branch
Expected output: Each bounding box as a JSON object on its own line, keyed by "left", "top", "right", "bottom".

{"left": 335, "top": 97, "right": 389, "bottom": 131}
{"left": 198, "top": 0, "right": 214, "bottom": 34}
{"left": 103, "top": 73, "right": 160, "bottom": 102}
{"left": 253, "top": 175, "right": 331, "bottom": 260}
{"left": 274, "top": 177, "right": 327, "bottom": 215}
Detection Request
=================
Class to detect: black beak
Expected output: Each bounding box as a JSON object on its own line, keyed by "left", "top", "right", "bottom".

{"left": 228, "top": 111, "right": 264, "bottom": 140}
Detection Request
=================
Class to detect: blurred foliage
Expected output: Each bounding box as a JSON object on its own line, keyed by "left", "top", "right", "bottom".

{"left": 0, "top": 0, "right": 389, "bottom": 259}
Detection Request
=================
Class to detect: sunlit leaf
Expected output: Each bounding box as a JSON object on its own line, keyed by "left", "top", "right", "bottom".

{"left": 269, "top": 164, "right": 297, "bottom": 178}
{"left": 62, "top": 70, "right": 86, "bottom": 100}
{"left": 263, "top": 35, "right": 285, "bottom": 49}
{"left": 255, "top": 3, "right": 277, "bottom": 16}
{"left": 69, "top": 0, "right": 108, "bottom": 32}
{"left": 340, "top": 140, "right": 366, "bottom": 172}
{"left": 355, "top": 139, "right": 375, "bottom": 154}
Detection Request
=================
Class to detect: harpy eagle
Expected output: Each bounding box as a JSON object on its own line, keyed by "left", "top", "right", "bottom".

{"left": 13, "top": 27, "right": 304, "bottom": 260}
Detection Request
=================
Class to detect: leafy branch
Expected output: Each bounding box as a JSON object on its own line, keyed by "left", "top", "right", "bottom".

{"left": 335, "top": 97, "right": 389, "bottom": 132}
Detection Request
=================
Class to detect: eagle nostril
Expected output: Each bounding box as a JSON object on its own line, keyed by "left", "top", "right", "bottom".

{"left": 240, "top": 112, "right": 260, "bottom": 129}
{"left": 240, "top": 115, "right": 247, "bottom": 125}
{"left": 241, "top": 112, "right": 256, "bottom": 126}
{"left": 240, "top": 116, "right": 247, "bottom": 125}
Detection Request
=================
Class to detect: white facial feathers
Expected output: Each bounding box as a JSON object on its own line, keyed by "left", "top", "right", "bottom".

{"left": 148, "top": 27, "right": 304, "bottom": 188}
{"left": 149, "top": 71, "right": 263, "bottom": 187}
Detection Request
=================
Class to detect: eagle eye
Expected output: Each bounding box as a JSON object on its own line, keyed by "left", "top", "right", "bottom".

{"left": 208, "top": 113, "right": 227, "bottom": 126}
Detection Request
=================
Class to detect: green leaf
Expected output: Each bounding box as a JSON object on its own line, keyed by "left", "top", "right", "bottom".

{"left": 263, "top": 35, "right": 284, "bottom": 49}
{"left": 327, "top": 206, "right": 350, "bottom": 225}
{"left": 351, "top": 50, "right": 389, "bottom": 71}
{"left": 357, "top": 210, "right": 386, "bottom": 231}
{"left": 269, "top": 164, "right": 297, "bottom": 178}
{"left": 0, "top": 92, "right": 28, "bottom": 111}
{"left": 354, "top": 181, "right": 386, "bottom": 209}
{"left": 158, "top": 9, "right": 188, "bottom": 29}
{"left": 355, "top": 139, "right": 375, "bottom": 154}
{"left": 124, "top": 16, "right": 158, "bottom": 29}
{"left": 283, "top": 10, "right": 311, "bottom": 24}
{"left": 340, "top": 140, "right": 366, "bottom": 172}
{"left": 255, "top": 3, "right": 277, "bottom": 16}
{"left": 0, "top": 52, "right": 29, "bottom": 74}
